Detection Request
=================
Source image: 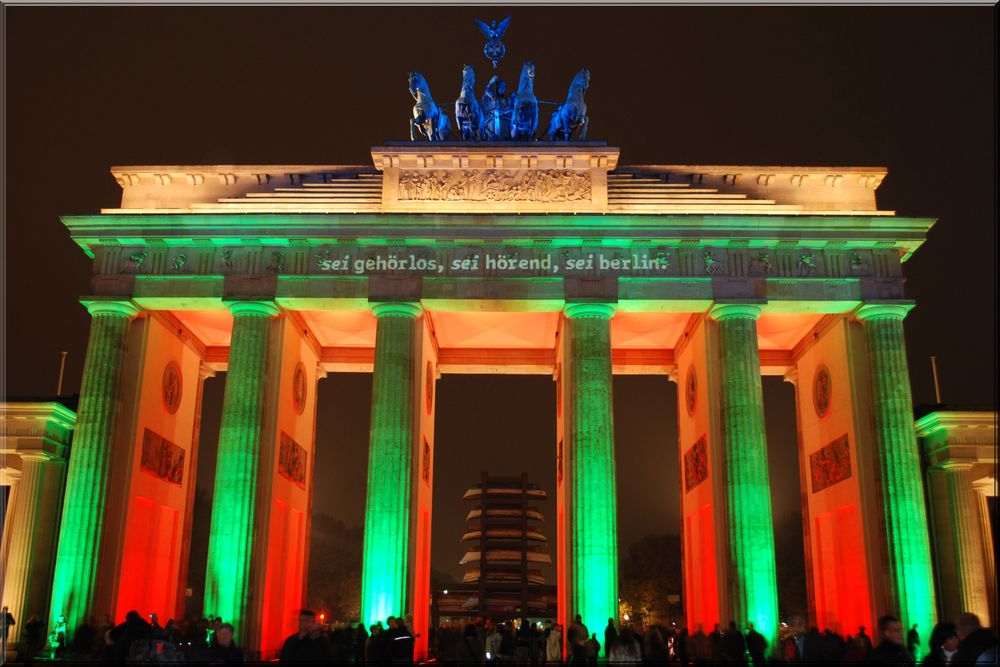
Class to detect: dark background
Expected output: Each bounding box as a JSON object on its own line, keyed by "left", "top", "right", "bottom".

{"left": 5, "top": 6, "right": 995, "bottom": 608}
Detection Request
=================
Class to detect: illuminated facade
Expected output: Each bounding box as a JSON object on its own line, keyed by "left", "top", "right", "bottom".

{"left": 2, "top": 143, "right": 992, "bottom": 660}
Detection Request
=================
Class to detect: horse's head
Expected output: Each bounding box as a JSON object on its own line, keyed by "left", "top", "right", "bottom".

{"left": 408, "top": 71, "right": 426, "bottom": 96}
{"left": 574, "top": 68, "right": 591, "bottom": 92}
{"left": 521, "top": 60, "right": 536, "bottom": 81}
{"left": 462, "top": 64, "right": 475, "bottom": 87}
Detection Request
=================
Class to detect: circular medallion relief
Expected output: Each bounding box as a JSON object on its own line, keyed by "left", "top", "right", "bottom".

{"left": 162, "top": 361, "right": 182, "bottom": 414}
{"left": 425, "top": 361, "right": 435, "bottom": 415}
{"left": 813, "top": 365, "right": 832, "bottom": 418}
{"left": 685, "top": 366, "right": 698, "bottom": 416}
{"left": 292, "top": 362, "right": 307, "bottom": 415}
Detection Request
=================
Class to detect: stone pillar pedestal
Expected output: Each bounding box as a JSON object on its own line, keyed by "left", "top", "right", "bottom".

{"left": 49, "top": 299, "right": 139, "bottom": 638}
{"left": 203, "top": 301, "right": 279, "bottom": 639}
{"left": 360, "top": 302, "right": 421, "bottom": 627}
{"left": 856, "top": 304, "right": 936, "bottom": 645}
{"left": 564, "top": 302, "right": 618, "bottom": 655}
{"left": 709, "top": 304, "right": 779, "bottom": 646}
{"left": 942, "top": 463, "right": 990, "bottom": 624}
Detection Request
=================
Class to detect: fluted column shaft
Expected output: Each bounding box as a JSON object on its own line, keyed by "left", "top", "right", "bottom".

{"left": 360, "top": 302, "right": 420, "bottom": 627}
{"left": 972, "top": 480, "right": 997, "bottom": 619}
{"left": 857, "top": 304, "right": 936, "bottom": 652}
{"left": 943, "top": 464, "right": 990, "bottom": 624}
{"left": 711, "top": 304, "right": 779, "bottom": 647}
{"left": 565, "top": 303, "right": 618, "bottom": 656}
{"left": 3, "top": 456, "right": 66, "bottom": 643}
{"left": 49, "top": 300, "right": 139, "bottom": 637}
{"left": 203, "top": 301, "right": 278, "bottom": 639}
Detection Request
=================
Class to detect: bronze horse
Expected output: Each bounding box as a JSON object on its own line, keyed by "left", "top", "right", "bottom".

{"left": 454, "top": 64, "right": 485, "bottom": 141}
{"left": 511, "top": 61, "right": 538, "bottom": 141}
{"left": 409, "top": 71, "right": 451, "bottom": 141}
{"left": 547, "top": 68, "right": 590, "bottom": 141}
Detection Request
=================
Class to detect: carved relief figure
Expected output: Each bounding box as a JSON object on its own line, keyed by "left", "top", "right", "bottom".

{"left": 121, "top": 251, "right": 147, "bottom": 273}
{"left": 810, "top": 435, "right": 852, "bottom": 493}
{"left": 278, "top": 432, "right": 307, "bottom": 488}
{"left": 140, "top": 429, "right": 185, "bottom": 485}
{"left": 684, "top": 437, "right": 708, "bottom": 492}
{"left": 799, "top": 252, "right": 817, "bottom": 275}
{"left": 750, "top": 252, "right": 773, "bottom": 274}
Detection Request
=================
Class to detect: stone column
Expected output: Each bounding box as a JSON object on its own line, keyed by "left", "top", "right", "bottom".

{"left": 972, "top": 479, "right": 997, "bottom": 620}
{"left": 360, "top": 302, "right": 421, "bottom": 627}
{"left": 564, "top": 302, "right": 618, "bottom": 654}
{"left": 941, "top": 463, "right": 990, "bottom": 624}
{"left": 856, "top": 304, "right": 936, "bottom": 642}
{"left": 177, "top": 364, "right": 214, "bottom": 617}
{"left": 49, "top": 300, "right": 140, "bottom": 638}
{"left": 203, "top": 301, "right": 278, "bottom": 639}
{"left": 2, "top": 469, "right": 22, "bottom": 571}
{"left": 3, "top": 455, "right": 67, "bottom": 643}
{"left": 709, "top": 304, "right": 779, "bottom": 646}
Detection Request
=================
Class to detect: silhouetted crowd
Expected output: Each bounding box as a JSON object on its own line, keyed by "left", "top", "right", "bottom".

{"left": 2, "top": 607, "right": 996, "bottom": 664}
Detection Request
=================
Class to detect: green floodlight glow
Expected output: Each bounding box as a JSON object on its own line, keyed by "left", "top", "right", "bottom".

{"left": 711, "top": 304, "right": 779, "bottom": 648}
{"left": 565, "top": 302, "right": 619, "bottom": 657}
{"left": 857, "top": 304, "right": 936, "bottom": 659}
{"left": 203, "top": 301, "right": 278, "bottom": 638}
{"left": 49, "top": 300, "right": 139, "bottom": 639}
{"left": 359, "top": 302, "right": 422, "bottom": 627}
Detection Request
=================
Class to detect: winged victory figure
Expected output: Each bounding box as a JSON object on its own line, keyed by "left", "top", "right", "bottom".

{"left": 476, "top": 16, "right": 511, "bottom": 69}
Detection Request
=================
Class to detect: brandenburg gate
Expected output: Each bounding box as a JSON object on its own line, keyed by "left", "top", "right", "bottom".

{"left": 17, "top": 139, "right": 974, "bottom": 659}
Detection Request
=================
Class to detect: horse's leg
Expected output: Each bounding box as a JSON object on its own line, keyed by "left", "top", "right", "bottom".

{"left": 579, "top": 116, "right": 589, "bottom": 141}
{"left": 410, "top": 117, "right": 418, "bottom": 141}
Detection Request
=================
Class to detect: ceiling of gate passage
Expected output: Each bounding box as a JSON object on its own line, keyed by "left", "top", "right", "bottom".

{"left": 170, "top": 308, "right": 825, "bottom": 356}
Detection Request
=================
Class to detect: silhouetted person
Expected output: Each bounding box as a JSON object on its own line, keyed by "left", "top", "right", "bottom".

{"left": 388, "top": 616, "right": 414, "bottom": 664}
{"left": 279, "top": 610, "right": 331, "bottom": 662}
{"left": 720, "top": 622, "right": 747, "bottom": 663}
{"left": 3, "top": 609, "right": 15, "bottom": 642}
{"left": 585, "top": 632, "right": 600, "bottom": 666}
{"left": 24, "top": 614, "right": 45, "bottom": 659}
{"left": 457, "top": 623, "right": 483, "bottom": 663}
{"left": 568, "top": 614, "right": 589, "bottom": 663}
{"left": 604, "top": 618, "right": 618, "bottom": 657}
{"left": 353, "top": 622, "right": 368, "bottom": 663}
{"left": 207, "top": 623, "right": 244, "bottom": 663}
{"left": 858, "top": 626, "right": 874, "bottom": 654}
{"left": 908, "top": 624, "right": 921, "bottom": 657}
{"left": 953, "top": 613, "right": 996, "bottom": 664}
{"left": 108, "top": 610, "right": 152, "bottom": 663}
{"left": 866, "top": 615, "right": 913, "bottom": 664}
{"left": 922, "top": 622, "right": 958, "bottom": 665}
{"left": 745, "top": 622, "right": 767, "bottom": 666}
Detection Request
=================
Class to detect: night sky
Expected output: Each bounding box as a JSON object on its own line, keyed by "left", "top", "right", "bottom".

{"left": 5, "top": 7, "right": 995, "bottom": 582}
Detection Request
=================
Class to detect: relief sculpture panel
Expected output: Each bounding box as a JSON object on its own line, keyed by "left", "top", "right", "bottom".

{"left": 397, "top": 169, "right": 592, "bottom": 202}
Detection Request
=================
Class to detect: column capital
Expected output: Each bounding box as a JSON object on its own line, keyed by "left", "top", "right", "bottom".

{"left": 563, "top": 302, "right": 616, "bottom": 320}
{"left": 855, "top": 302, "right": 914, "bottom": 322}
{"left": 370, "top": 301, "right": 423, "bottom": 318}
{"left": 940, "top": 459, "right": 977, "bottom": 472}
{"left": 709, "top": 302, "right": 762, "bottom": 321}
{"left": 972, "top": 477, "right": 997, "bottom": 497}
{"left": 783, "top": 367, "right": 800, "bottom": 385}
{"left": 81, "top": 299, "right": 141, "bottom": 318}
{"left": 225, "top": 300, "right": 280, "bottom": 318}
